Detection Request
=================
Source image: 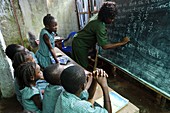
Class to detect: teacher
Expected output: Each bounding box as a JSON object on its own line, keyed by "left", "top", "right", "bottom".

{"left": 72, "top": 1, "right": 130, "bottom": 69}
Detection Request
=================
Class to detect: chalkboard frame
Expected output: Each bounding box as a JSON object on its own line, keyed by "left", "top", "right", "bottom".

{"left": 99, "top": 55, "right": 170, "bottom": 100}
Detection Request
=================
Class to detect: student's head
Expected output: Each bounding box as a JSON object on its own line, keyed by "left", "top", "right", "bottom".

{"left": 43, "top": 64, "right": 64, "bottom": 85}
{"left": 13, "top": 51, "right": 35, "bottom": 70}
{"left": 60, "top": 65, "right": 86, "bottom": 94}
{"left": 16, "top": 62, "right": 43, "bottom": 89}
{"left": 43, "top": 14, "right": 57, "bottom": 32}
{"left": 5, "top": 44, "right": 26, "bottom": 60}
{"left": 98, "top": 1, "right": 117, "bottom": 24}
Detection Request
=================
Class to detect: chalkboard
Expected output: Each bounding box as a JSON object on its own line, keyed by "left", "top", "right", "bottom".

{"left": 99, "top": 0, "right": 170, "bottom": 98}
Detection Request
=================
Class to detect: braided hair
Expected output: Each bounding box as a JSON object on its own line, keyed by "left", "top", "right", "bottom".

{"left": 98, "top": 1, "right": 117, "bottom": 23}
{"left": 43, "top": 14, "right": 55, "bottom": 26}
{"left": 16, "top": 62, "right": 36, "bottom": 90}
{"left": 13, "top": 51, "right": 32, "bottom": 70}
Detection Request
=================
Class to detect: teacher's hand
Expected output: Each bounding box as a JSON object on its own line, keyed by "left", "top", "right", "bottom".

{"left": 122, "top": 37, "right": 130, "bottom": 44}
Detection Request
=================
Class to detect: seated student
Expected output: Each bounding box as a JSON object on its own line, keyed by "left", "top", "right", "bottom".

{"left": 15, "top": 62, "right": 43, "bottom": 113}
{"left": 13, "top": 51, "right": 48, "bottom": 106}
{"left": 54, "top": 65, "right": 111, "bottom": 113}
{"left": 42, "top": 64, "right": 65, "bottom": 113}
{"left": 5, "top": 44, "right": 38, "bottom": 63}
{"left": 42, "top": 64, "right": 91, "bottom": 113}
{"left": 13, "top": 51, "right": 35, "bottom": 105}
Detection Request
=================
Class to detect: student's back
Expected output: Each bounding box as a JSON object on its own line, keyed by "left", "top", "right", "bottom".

{"left": 55, "top": 91, "right": 107, "bottom": 113}
{"left": 42, "top": 64, "right": 64, "bottom": 113}
{"left": 54, "top": 65, "right": 108, "bottom": 113}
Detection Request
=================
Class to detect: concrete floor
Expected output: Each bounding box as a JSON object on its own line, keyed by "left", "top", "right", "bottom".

{"left": 108, "top": 72, "right": 170, "bottom": 113}
{"left": 0, "top": 62, "right": 170, "bottom": 113}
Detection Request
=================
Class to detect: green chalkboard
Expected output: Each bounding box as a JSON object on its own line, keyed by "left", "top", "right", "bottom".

{"left": 99, "top": 0, "right": 170, "bottom": 98}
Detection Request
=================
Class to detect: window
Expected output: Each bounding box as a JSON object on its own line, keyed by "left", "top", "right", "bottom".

{"left": 75, "top": 0, "right": 104, "bottom": 29}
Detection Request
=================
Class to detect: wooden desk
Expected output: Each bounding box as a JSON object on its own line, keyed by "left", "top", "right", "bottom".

{"left": 94, "top": 85, "right": 139, "bottom": 113}
{"left": 54, "top": 47, "right": 139, "bottom": 113}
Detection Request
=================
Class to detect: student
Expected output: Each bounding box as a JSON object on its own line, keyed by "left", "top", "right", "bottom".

{"left": 13, "top": 51, "right": 48, "bottom": 105}
{"left": 72, "top": 1, "right": 130, "bottom": 69}
{"left": 54, "top": 65, "right": 111, "bottom": 113}
{"left": 5, "top": 44, "right": 38, "bottom": 63}
{"left": 35, "top": 14, "right": 59, "bottom": 69}
{"left": 13, "top": 51, "right": 35, "bottom": 70}
{"left": 16, "top": 62, "right": 43, "bottom": 113}
{"left": 13, "top": 51, "right": 35, "bottom": 105}
{"left": 42, "top": 64, "right": 64, "bottom": 113}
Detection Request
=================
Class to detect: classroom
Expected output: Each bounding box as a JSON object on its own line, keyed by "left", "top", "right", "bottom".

{"left": 0, "top": 0, "right": 170, "bottom": 113}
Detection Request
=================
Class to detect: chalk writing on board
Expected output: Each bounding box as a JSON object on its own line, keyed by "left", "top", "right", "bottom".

{"left": 100, "top": 0, "right": 170, "bottom": 97}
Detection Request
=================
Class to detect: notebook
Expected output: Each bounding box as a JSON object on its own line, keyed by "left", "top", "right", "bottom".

{"left": 95, "top": 91, "right": 129, "bottom": 113}
{"left": 57, "top": 55, "right": 70, "bottom": 65}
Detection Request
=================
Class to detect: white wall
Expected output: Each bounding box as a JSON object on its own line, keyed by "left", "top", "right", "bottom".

{"left": 19, "top": 0, "right": 78, "bottom": 39}
{"left": 0, "top": 30, "right": 14, "bottom": 98}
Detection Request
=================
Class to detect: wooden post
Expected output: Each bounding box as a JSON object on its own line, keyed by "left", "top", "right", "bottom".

{"left": 88, "top": 0, "right": 91, "bottom": 18}
{"left": 156, "top": 93, "right": 167, "bottom": 108}
{"left": 160, "top": 97, "right": 167, "bottom": 108}
{"left": 75, "top": 0, "right": 81, "bottom": 30}
{"left": 156, "top": 94, "right": 162, "bottom": 104}
{"left": 10, "top": 0, "right": 24, "bottom": 46}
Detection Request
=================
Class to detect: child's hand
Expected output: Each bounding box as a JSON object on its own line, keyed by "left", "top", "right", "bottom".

{"left": 92, "top": 69, "right": 108, "bottom": 79}
{"left": 122, "top": 37, "right": 130, "bottom": 43}
{"left": 85, "top": 73, "right": 93, "bottom": 90}
{"left": 87, "top": 73, "right": 93, "bottom": 83}
{"left": 92, "top": 69, "right": 108, "bottom": 88}
{"left": 96, "top": 76, "right": 108, "bottom": 88}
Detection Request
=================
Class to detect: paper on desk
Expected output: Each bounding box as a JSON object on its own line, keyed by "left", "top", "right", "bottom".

{"left": 57, "top": 56, "right": 70, "bottom": 65}
{"left": 95, "top": 91, "right": 129, "bottom": 113}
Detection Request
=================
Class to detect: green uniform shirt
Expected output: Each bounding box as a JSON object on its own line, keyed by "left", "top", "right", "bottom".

{"left": 20, "top": 86, "right": 41, "bottom": 113}
{"left": 72, "top": 19, "right": 108, "bottom": 68}
{"left": 42, "top": 84, "right": 64, "bottom": 113}
{"left": 54, "top": 90, "right": 108, "bottom": 113}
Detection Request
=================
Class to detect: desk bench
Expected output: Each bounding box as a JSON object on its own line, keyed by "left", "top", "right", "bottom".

{"left": 54, "top": 47, "right": 139, "bottom": 113}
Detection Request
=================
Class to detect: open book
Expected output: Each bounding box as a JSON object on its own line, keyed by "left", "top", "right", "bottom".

{"left": 95, "top": 91, "right": 129, "bottom": 113}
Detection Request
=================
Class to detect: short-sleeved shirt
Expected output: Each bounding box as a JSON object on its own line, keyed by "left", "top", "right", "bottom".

{"left": 30, "top": 51, "right": 38, "bottom": 64}
{"left": 54, "top": 90, "right": 108, "bottom": 113}
{"left": 36, "top": 79, "right": 49, "bottom": 100}
{"left": 14, "top": 79, "right": 48, "bottom": 106}
{"left": 20, "top": 86, "right": 41, "bottom": 113}
{"left": 42, "top": 84, "right": 64, "bottom": 113}
{"left": 72, "top": 19, "right": 108, "bottom": 68}
{"left": 35, "top": 28, "right": 55, "bottom": 68}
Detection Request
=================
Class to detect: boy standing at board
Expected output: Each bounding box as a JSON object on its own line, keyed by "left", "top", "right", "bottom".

{"left": 72, "top": 1, "right": 130, "bottom": 69}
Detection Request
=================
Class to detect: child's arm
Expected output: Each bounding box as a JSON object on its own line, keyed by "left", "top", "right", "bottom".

{"left": 43, "top": 34, "right": 59, "bottom": 63}
{"left": 88, "top": 78, "right": 97, "bottom": 101}
{"left": 31, "top": 94, "right": 42, "bottom": 110}
{"left": 102, "top": 37, "right": 130, "bottom": 49}
{"left": 84, "top": 73, "right": 93, "bottom": 91}
{"left": 84, "top": 70, "right": 97, "bottom": 101}
{"left": 88, "top": 69, "right": 108, "bottom": 101}
{"left": 96, "top": 72, "right": 112, "bottom": 113}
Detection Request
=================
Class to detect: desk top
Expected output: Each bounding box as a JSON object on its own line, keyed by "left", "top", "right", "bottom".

{"left": 54, "top": 47, "right": 139, "bottom": 113}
